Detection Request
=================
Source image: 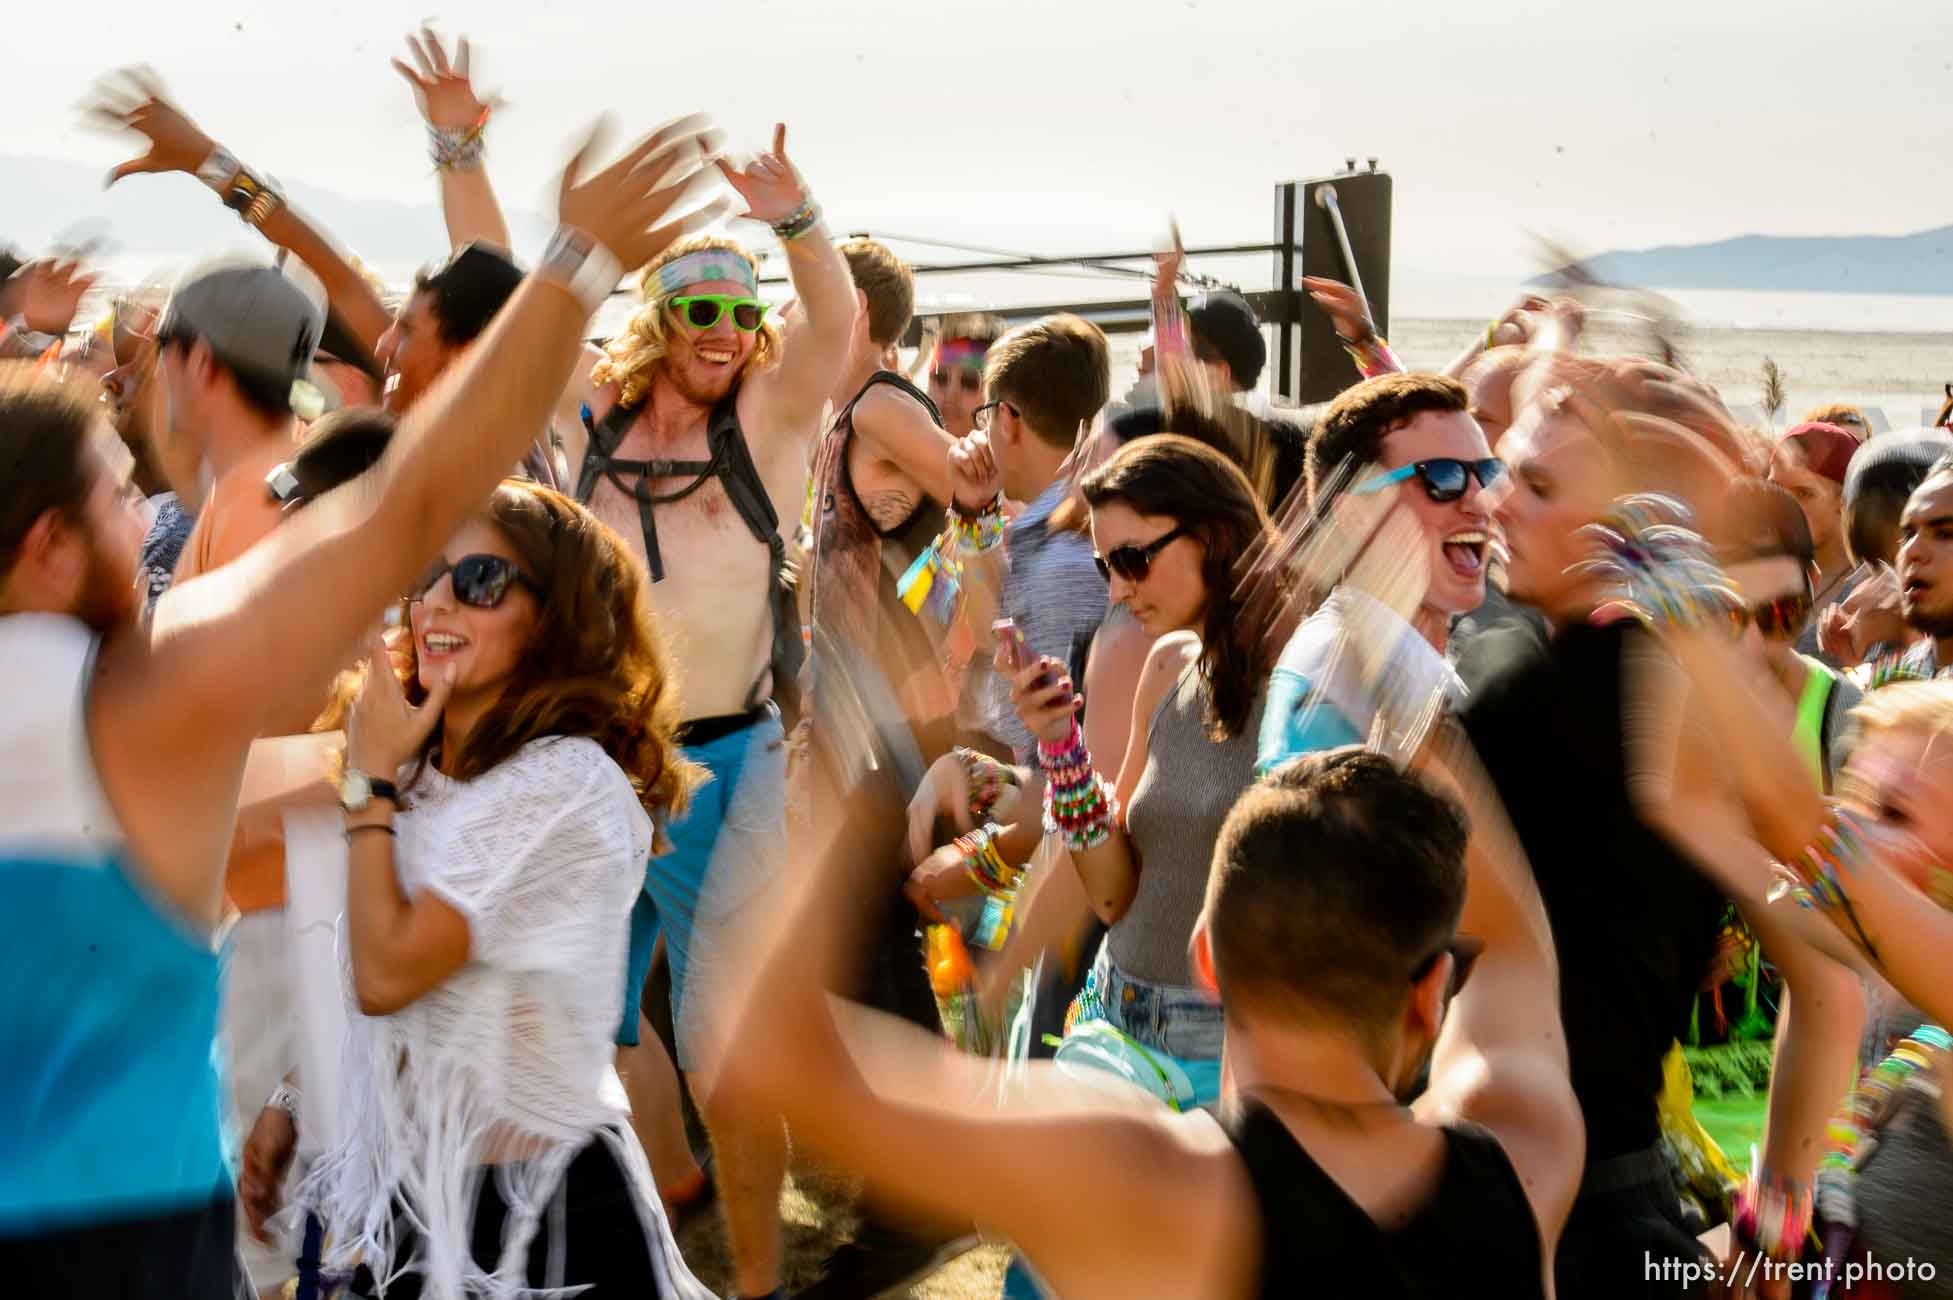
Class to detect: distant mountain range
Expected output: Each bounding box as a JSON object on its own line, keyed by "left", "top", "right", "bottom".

{"left": 1537, "top": 225, "right": 1953, "bottom": 296}
{"left": 1, "top": 152, "right": 551, "bottom": 272}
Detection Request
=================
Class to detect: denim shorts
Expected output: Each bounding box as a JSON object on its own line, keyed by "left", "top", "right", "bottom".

{"left": 1090, "top": 941, "right": 1224, "bottom": 1108}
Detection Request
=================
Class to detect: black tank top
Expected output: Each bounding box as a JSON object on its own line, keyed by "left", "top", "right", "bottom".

{"left": 1224, "top": 1098, "right": 1544, "bottom": 1299}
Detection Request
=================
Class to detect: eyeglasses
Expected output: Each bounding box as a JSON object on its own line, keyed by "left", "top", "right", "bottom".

{"left": 973, "top": 398, "right": 1018, "bottom": 431}
{"left": 670, "top": 294, "right": 768, "bottom": 332}
{"left": 1736, "top": 589, "right": 1815, "bottom": 640}
{"left": 1350, "top": 457, "right": 1506, "bottom": 504}
{"left": 1094, "top": 524, "right": 1191, "bottom": 583}
{"left": 930, "top": 368, "right": 984, "bottom": 395}
{"left": 409, "top": 554, "right": 543, "bottom": 609}
{"left": 1412, "top": 934, "right": 1484, "bottom": 1002}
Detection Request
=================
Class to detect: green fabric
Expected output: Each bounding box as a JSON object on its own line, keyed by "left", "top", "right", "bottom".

{"left": 1791, "top": 659, "right": 1838, "bottom": 789}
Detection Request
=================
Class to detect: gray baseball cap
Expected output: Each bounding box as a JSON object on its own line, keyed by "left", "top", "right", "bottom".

{"left": 158, "top": 263, "right": 324, "bottom": 413}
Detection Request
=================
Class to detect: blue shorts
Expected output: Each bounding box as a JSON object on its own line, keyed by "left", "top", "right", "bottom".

{"left": 615, "top": 708, "right": 786, "bottom": 1066}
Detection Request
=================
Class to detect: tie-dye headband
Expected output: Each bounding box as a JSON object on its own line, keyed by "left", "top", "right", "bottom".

{"left": 933, "top": 338, "right": 988, "bottom": 373}
{"left": 653, "top": 249, "right": 759, "bottom": 298}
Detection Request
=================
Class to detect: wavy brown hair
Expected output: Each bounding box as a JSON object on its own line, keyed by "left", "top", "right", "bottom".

{"left": 1080, "top": 436, "right": 1282, "bottom": 741}
{"left": 324, "top": 480, "right": 700, "bottom": 817}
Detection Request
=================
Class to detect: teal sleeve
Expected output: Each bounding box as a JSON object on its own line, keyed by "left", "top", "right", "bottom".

{"left": 1257, "top": 668, "right": 1364, "bottom": 778}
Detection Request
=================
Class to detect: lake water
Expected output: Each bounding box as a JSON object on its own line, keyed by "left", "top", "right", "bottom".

{"left": 87, "top": 252, "right": 1953, "bottom": 431}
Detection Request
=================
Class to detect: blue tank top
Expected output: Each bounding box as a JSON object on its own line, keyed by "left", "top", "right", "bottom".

{"left": 0, "top": 615, "right": 229, "bottom": 1235}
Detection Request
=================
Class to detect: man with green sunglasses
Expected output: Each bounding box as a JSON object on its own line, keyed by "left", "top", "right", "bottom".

{"left": 568, "top": 123, "right": 856, "bottom": 1300}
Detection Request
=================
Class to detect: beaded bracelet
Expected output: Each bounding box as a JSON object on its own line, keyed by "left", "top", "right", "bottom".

{"left": 1779, "top": 804, "right": 1883, "bottom": 967}
{"left": 1732, "top": 1160, "right": 1814, "bottom": 1263}
{"left": 956, "top": 747, "right": 1018, "bottom": 822}
{"left": 957, "top": 823, "right": 1021, "bottom": 897}
{"left": 1577, "top": 493, "right": 1743, "bottom": 632}
{"left": 771, "top": 198, "right": 822, "bottom": 242}
{"left": 1037, "top": 722, "right": 1118, "bottom": 852}
{"left": 1815, "top": 1025, "right": 1951, "bottom": 1246}
{"left": 948, "top": 494, "right": 1007, "bottom": 554}
{"left": 429, "top": 107, "right": 490, "bottom": 172}
{"left": 1341, "top": 333, "right": 1404, "bottom": 379}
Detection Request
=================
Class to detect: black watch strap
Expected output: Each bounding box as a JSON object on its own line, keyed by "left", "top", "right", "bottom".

{"left": 368, "top": 778, "right": 401, "bottom": 805}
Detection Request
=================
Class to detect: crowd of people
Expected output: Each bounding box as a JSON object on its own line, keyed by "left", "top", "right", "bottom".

{"left": 7, "top": 28, "right": 1953, "bottom": 1300}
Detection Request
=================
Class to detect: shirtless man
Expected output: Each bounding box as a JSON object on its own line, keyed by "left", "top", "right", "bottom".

{"left": 569, "top": 126, "right": 855, "bottom": 1300}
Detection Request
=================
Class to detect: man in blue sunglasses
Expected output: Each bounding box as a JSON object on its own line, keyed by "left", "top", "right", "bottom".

{"left": 1257, "top": 372, "right": 1498, "bottom": 774}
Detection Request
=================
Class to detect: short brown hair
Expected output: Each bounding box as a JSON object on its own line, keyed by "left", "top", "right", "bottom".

{"left": 1207, "top": 748, "right": 1467, "bottom": 1034}
{"left": 839, "top": 239, "right": 914, "bottom": 348}
{"left": 0, "top": 364, "right": 97, "bottom": 580}
{"left": 1306, "top": 372, "right": 1468, "bottom": 510}
{"left": 984, "top": 314, "right": 1110, "bottom": 448}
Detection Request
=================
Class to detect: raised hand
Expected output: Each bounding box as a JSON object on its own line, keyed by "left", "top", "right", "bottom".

{"left": 85, "top": 68, "right": 218, "bottom": 185}
{"left": 1303, "top": 275, "right": 1377, "bottom": 344}
{"left": 713, "top": 123, "right": 806, "bottom": 224}
{"left": 393, "top": 27, "right": 495, "bottom": 131}
{"left": 948, "top": 430, "right": 1002, "bottom": 511}
{"left": 1, "top": 258, "right": 97, "bottom": 335}
{"left": 558, "top": 115, "right": 730, "bottom": 272}
{"left": 347, "top": 631, "right": 453, "bottom": 777}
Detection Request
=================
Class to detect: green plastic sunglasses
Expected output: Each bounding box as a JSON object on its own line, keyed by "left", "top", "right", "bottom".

{"left": 670, "top": 294, "right": 768, "bottom": 332}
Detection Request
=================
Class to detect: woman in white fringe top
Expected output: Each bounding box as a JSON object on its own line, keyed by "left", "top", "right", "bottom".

{"left": 301, "top": 480, "right": 711, "bottom": 1299}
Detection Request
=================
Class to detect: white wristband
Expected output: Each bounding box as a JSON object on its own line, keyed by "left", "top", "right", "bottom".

{"left": 196, "top": 145, "right": 242, "bottom": 196}
{"left": 538, "top": 226, "right": 623, "bottom": 317}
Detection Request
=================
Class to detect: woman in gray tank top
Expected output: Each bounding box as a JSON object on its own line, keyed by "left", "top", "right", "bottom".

{"left": 1004, "top": 436, "right": 1287, "bottom": 1106}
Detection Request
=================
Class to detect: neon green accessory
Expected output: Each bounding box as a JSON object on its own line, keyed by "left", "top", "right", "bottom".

{"left": 1792, "top": 657, "right": 1838, "bottom": 790}
{"left": 670, "top": 294, "right": 768, "bottom": 332}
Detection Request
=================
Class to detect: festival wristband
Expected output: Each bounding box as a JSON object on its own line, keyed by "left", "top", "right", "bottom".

{"left": 771, "top": 198, "right": 822, "bottom": 243}
{"left": 429, "top": 106, "right": 490, "bottom": 171}
{"left": 1733, "top": 1158, "right": 1814, "bottom": 1262}
{"left": 1341, "top": 333, "right": 1404, "bottom": 379}
{"left": 538, "top": 226, "right": 624, "bottom": 317}
{"left": 948, "top": 494, "right": 1006, "bottom": 554}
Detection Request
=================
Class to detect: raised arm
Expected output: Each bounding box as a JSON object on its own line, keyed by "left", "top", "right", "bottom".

{"left": 91, "top": 118, "right": 720, "bottom": 928}
{"left": 91, "top": 71, "right": 393, "bottom": 361}
{"left": 392, "top": 28, "right": 512, "bottom": 253}
{"left": 719, "top": 126, "right": 856, "bottom": 438}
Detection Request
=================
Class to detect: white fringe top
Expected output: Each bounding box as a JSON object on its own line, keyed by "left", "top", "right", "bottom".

{"left": 301, "top": 736, "right": 709, "bottom": 1299}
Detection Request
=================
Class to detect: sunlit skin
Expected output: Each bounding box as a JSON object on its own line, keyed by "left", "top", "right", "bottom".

{"left": 1767, "top": 446, "right": 1847, "bottom": 578}
{"left": 1088, "top": 500, "right": 1209, "bottom": 638}
{"left": 1898, "top": 474, "right": 1953, "bottom": 658}
{"left": 1372, "top": 409, "right": 1496, "bottom": 648}
{"left": 376, "top": 291, "right": 458, "bottom": 415}
{"left": 1484, "top": 407, "right": 1616, "bottom": 627}
{"left": 659, "top": 278, "right": 761, "bottom": 408}
{"left": 1839, "top": 724, "right": 1953, "bottom": 895}
{"left": 408, "top": 518, "right": 541, "bottom": 758}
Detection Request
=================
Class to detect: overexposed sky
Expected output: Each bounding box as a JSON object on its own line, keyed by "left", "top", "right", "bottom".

{"left": 11, "top": 0, "right": 1953, "bottom": 283}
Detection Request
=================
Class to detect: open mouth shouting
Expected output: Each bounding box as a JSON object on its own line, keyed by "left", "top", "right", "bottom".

{"left": 1442, "top": 529, "right": 1490, "bottom": 580}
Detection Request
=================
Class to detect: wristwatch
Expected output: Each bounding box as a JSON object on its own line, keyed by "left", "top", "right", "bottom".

{"left": 339, "top": 768, "right": 401, "bottom": 813}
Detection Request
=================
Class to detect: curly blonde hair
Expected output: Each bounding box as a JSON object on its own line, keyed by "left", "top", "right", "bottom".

{"left": 321, "top": 480, "right": 702, "bottom": 819}
{"left": 589, "top": 234, "right": 784, "bottom": 409}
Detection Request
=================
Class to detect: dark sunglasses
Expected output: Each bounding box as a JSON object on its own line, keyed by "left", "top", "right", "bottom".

{"left": 1094, "top": 524, "right": 1190, "bottom": 583}
{"left": 1351, "top": 457, "right": 1506, "bottom": 504}
{"left": 409, "top": 554, "right": 543, "bottom": 609}
{"left": 670, "top": 294, "right": 768, "bottom": 332}
{"left": 930, "top": 368, "right": 984, "bottom": 395}
{"left": 1736, "top": 590, "right": 1814, "bottom": 640}
{"left": 1412, "top": 934, "right": 1485, "bottom": 1001}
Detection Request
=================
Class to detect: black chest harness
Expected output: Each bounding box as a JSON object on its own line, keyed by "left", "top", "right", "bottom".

{"left": 575, "top": 392, "right": 803, "bottom": 724}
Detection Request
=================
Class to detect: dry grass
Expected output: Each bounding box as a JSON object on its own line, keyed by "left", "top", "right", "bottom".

{"left": 675, "top": 1157, "right": 1008, "bottom": 1300}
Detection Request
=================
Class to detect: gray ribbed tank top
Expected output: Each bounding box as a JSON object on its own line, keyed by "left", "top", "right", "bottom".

{"left": 1109, "top": 660, "right": 1267, "bottom": 987}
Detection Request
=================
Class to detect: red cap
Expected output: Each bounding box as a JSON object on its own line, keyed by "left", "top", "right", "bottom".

{"left": 1775, "top": 421, "right": 1862, "bottom": 485}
